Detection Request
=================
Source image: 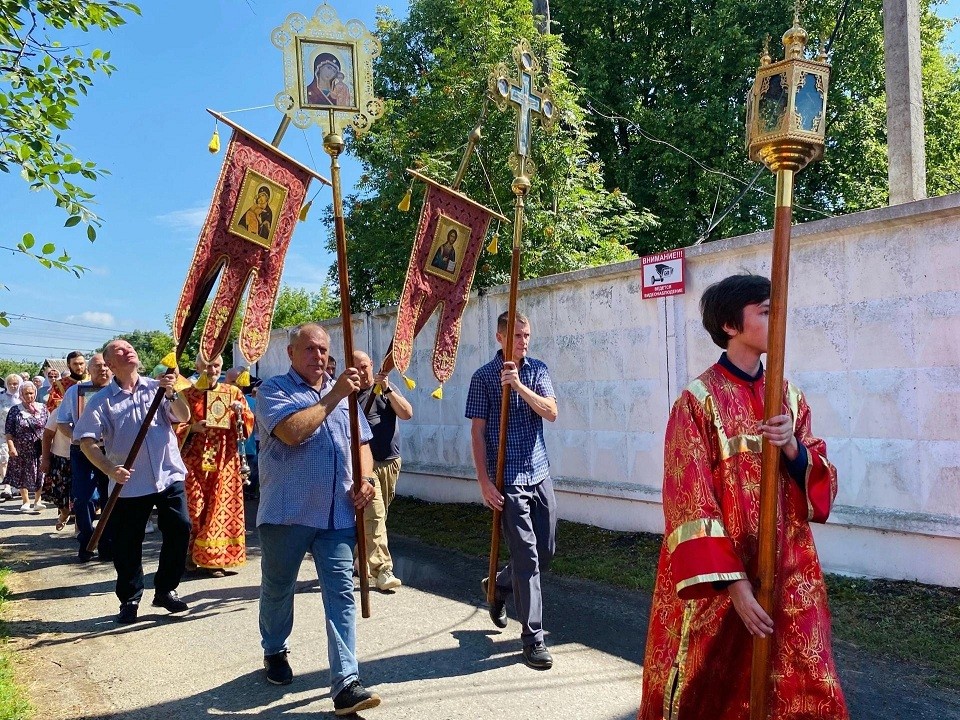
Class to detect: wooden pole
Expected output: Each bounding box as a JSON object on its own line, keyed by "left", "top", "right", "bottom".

{"left": 487, "top": 162, "right": 528, "bottom": 607}
{"left": 86, "top": 271, "right": 217, "bottom": 553}
{"left": 324, "top": 116, "right": 371, "bottom": 618}
{"left": 749, "top": 167, "right": 795, "bottom": 720}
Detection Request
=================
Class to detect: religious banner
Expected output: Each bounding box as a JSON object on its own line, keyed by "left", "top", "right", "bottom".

{"left": 172, "top": 111, "right": 328, "bottom": 365}
{"left": 390, "top": 170, "right": 505, "bottom": 385}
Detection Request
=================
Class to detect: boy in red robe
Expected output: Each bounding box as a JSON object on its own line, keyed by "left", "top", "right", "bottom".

{"left": 638, "top": 274, "right": 848, "bottom": 720}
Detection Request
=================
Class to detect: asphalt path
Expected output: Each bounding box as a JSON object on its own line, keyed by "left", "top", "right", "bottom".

{"left": 1, "top": 500, "right": 958, "bottom": 720}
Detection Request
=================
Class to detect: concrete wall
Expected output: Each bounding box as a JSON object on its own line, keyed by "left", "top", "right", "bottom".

{"left": 244, "top": 192, "right": 960, "bottom": 588}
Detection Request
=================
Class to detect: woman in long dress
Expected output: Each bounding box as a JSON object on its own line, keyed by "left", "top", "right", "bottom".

{"left": 4, "top": 382, "right": 49, "bottom": 511}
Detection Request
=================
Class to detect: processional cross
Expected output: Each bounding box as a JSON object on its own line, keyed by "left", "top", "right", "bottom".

{"left": 490, "top": 40, "right": 555, "bottom": 161}
{"left": 483, "top": 39, "right": 555, "bottom": 610}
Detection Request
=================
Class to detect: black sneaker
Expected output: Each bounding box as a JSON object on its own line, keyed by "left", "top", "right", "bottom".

{"left": 522, "top": 642, "right": 553, "bottom": 670}
{"left": 117, "top": 601, "right": 139, "bottom": 624}
{"left": 333, "top": 679, "right": 380, "bottom": 716}
{"left": 481, "top": 577, "right": 507, "bottom": 629}
{"left": 152, "top": 590, "right": 188, "bottom": 613}
{"left": 263, "top": 650, "right": 293, "bottom": 685}
{"left": 77, "top": 549, "right": 95, "bottom": 563}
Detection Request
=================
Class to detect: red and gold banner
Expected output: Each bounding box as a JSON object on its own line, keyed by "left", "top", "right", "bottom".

{"left": 390, "top": 171, "right": 506, "bottom": 384}
{"left": 172, "top": 113, "right": 328, "bottom": 364}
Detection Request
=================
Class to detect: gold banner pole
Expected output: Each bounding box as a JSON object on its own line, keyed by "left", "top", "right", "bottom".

{"left": 324, "top": 112, "right": 371, "bottom": 619}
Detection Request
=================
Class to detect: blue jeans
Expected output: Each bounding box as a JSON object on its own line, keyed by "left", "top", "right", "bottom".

{"left": 259, "top": 524, "right": 358, "bottom": 697}
{"left": 70, "top": 444, "right": 112, "bottom": 556}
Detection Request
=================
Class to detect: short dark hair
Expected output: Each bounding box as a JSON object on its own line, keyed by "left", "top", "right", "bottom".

{"left": 66, "top": 350, "right": 85, "bottom": 363}
{"left": 497, "top": 310, "right": 530, "bottom": 334}
{"left": 700, "top": 274, "right": 771, "bottom": 349}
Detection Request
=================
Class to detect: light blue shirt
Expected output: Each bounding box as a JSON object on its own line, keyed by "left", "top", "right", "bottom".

{"left": 73, "top": 376, "right": 187, "bottom": 498}
{"left": 256, "top": 367, "right": 372, "bottom": 530}
{"left": 57, "top": 382, "right": 108, "bottom": 443}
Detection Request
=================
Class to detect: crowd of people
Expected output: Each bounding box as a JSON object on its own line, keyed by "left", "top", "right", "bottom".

{"left": 0, "top": 273, "right": 850, "bottom": 718}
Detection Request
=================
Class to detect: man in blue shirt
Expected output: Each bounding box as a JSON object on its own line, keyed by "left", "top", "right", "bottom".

{"left": 465, "top": 310, "right": 559, "bottom": 670}
{"left": 58, "top": 352, "right": 114, "bottom": 562}
{"left": 256, "top": 323, "right": 381, "bottom": 716}
{"left": 74, "top": 340, "right": 193, "bottom": 624}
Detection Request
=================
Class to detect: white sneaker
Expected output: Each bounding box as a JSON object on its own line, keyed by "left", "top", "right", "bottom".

{"left": 145, "top": 520, "right": 156, "bottom": 533}
{"left": 19, "top": 503, "right": 32, "bottom": 511}
{"left": 33, "top": 500, "right": 47, "bottom": 510}
{"left": 376, "top": 569, "right": 402, "bottom": 591}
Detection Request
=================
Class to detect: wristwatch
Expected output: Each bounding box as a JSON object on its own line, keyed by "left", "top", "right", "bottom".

{"left": 382, "top": 387, "right": 393, "bottom": 396}
{"left": 363, "top": 476, "right": 377, "bottom": 486}
{"left": 166, "top": 390, "right": 179, "bottom": 402}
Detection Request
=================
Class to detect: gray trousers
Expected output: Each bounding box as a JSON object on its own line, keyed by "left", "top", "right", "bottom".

{"left": 494, "top": 476, "right": 557, "bottom": 646}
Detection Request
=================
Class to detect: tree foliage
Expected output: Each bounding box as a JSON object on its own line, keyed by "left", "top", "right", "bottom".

{"left": 0, "top": 0, "right": 140, "bottom": 319}
{"left": 271, "top": 284, "right": 340, "bottom": 329}
{"left": 337, "top": 0, "right": 654, "bottom": 310}
{"left": 548, "top": 0, "right": 960, "bottom": 251}
{"left": 0, "top": 357, "right": 37, "bottom": 378}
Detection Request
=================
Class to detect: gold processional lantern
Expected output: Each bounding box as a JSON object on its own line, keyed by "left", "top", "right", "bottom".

{"left": 743, "top": 13, "right": 832, "bottom": 720}
{"left": 746, "top": 15, "right": 830, "bottom": 173}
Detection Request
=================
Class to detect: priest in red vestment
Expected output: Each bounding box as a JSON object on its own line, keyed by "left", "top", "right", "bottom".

{"left": 638, "top": 274, "right": 848, "bottom": 720}
{"left": 177, "top": 353, "right": 254, "bottom": 576}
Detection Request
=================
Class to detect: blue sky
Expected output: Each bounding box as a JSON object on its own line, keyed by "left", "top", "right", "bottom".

{"left": 0, "top": 0, "right": 407, "bottom": 362}
{"left": 0, "top": 0, "right": 958, "bottom": 363}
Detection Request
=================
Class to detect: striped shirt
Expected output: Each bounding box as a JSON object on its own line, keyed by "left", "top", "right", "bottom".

{"left": 465, "top": 350, "right": 555, "bottom": 487}
{"left": 256, "top": 367, "right": 372, "bottom": 530}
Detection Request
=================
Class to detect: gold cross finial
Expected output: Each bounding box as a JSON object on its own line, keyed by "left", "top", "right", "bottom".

{"left": 488, "top": 40, "right": 556, "bottom": 160}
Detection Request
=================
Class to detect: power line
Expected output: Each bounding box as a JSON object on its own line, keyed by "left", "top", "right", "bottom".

{"left": 584, "top": 97, "right": 830, "bottom": 219}
{"left": 2, "top": 313, "right": 135, "bottom": 334}
{"left": 0, "top": 341, "right": 98, "bottom": 352}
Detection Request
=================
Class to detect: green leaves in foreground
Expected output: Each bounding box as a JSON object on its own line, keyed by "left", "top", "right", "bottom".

{"left": 14, "top": 233, "right": 88, "bottom": 277}
{"left": 1, "top": 1, "right": 140, "bottom": 290}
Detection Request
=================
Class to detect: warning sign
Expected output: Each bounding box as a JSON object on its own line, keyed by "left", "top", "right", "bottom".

{"left": 641, "top": 249, "right": 685, "bottom": 299}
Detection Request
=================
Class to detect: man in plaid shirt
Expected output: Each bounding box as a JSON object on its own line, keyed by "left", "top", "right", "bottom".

{"left": 465, "top": 310, "right": 559, "bottom": 670}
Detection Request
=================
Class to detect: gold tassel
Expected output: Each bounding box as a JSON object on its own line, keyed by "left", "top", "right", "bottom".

{"left": 486, "top": 233, "right": 499, "bottom": 255}
{"left": 160, "top": 351, "right": 178, "bottom": 368}
{"left": 403, "top": 374, "right": 416, "bottom": 390}
{"left": 397, "top": 187, "right": 412, "bottom": 212}
{"left": 373, "top": 384, "right": 383, "bottom": 395}
{"left": 431, "top": 385, "right": 443, "bottom": 400}
{"left": 194, "top": 373, "right": 211, "bottom": 391}
{"left": 237, "top": 368, "right": 251, "bottom": 387}
{"left": 299, "top": 200, "right": 312, "bottom": 221}
{"left": 208, "top": 127, "right": 221, "bottom": 154}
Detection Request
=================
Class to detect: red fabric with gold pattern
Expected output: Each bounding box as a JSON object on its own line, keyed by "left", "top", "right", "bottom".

{"left": 638, "top": 365, "right": 848, "bottom": 720}
{"left": 389, "top": 184, "right": 495, "bottom": 383}
{"left": 172, "top": 130, "right": 311, "bottom": 364}
{"left": 45, "top": 377, "right": 78, "bottom": 413}
{"left": 177, "top": 383, "right": 254, "bottom": 570}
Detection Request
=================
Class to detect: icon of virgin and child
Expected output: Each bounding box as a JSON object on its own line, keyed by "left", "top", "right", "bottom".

{"left": 239, "top": 185, "right": 274, "bottom": 240}
{"left": 306, "top": 52, "right": 353, "bottom": 108}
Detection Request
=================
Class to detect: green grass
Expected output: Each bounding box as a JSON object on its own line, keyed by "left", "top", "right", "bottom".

{"left": 826, "top": 575, "right": 960, "bottom": 690}
{"left": 390, "top": 495, "right": 960, "bottom": 690}
{"left": 0, "top": 568, "right": 30, "bottom": 720}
